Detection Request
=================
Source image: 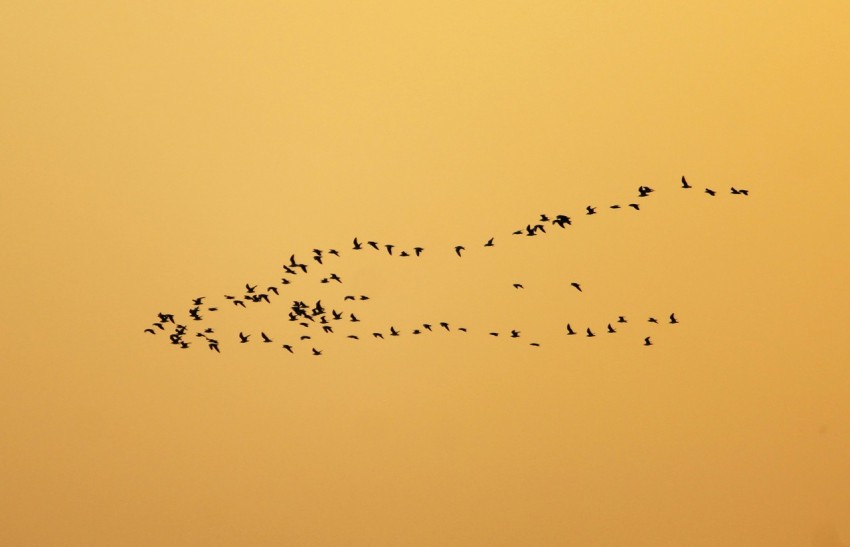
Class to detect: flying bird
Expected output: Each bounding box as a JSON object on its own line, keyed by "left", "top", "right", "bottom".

{"left": 454, "top": 245, "right": 465, "bottom": 257}
{"left": 586, "top": 206, "right": 596, "bottom": 215}
{"left": 484, "top": 237, "right": 494, "bottom": 247}
{"left": 669, "top": 313, "right": 679, "bottom": 324}
{"left": 367, "top": 241, "right": 379, "bottom": 250}
{"left": 353, "top": 238, "right": 363, "bottom": 250}
{"left": 648, "top": 317, "right": 659, "bottom": 323}
{"left": 628, "top": 203, "right": 640, "bottom": 210}
{"left": 440, "top": 322, "right": 450, "bottom": 331}
{"left": 390, "top": 326, "right": 399, "bottom": 336}
{"left": 373, "top": 333, "right": 384, "bottom": 339}
{"left": 239, "top": 332, "right": 250, "bottom": 343}
{"left": 261, "top": 332, "right": 272, "bottom": 343}
{"left": 414, "top": 247, "right": 424, "bottom": 256}
{"left": 282, "top": 344, "right": 293, "bottom": 353}
{"left": 705, "top": 188, "right": 716, "bottom": 196}
{"left": 566, "top": 324, "right": 576, "bottom": 335}
{"left": 530, "top": 342, "right": 540, "bottom": 347}
{"left": 617, "top": 316, "right": 627, "bottom": 323}
{"left": 312, "top": 348, "right": 322, "bottom": 356}
{"left": 385, "top": 244, "right": 394, "bottom": 255}
{"left": 607, "top": 324, "right": 616, "bottom": 333}
{"left": 513, "top": 283, "right": 524, "bottom": 289}
{"left": 144, "top": 328, "right": 156, "bottom": 334}
{"left": 510, "top": 330, "right": 520, "bottom": 338}
{"left": 644, "top": 337, "right": 652, "bottom": 346}
{"left": 681, "top": 176, "right": 692, "bottom": 189}
{"left": 586, "top": 328, "right": 595, "bottom": 337}
{"left": 570, "top": 282, "right": 582, "bottom": 292}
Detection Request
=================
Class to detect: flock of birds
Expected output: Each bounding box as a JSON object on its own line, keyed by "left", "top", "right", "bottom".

{"left": 145, "top": 177, "right": 749, "bottom": 355}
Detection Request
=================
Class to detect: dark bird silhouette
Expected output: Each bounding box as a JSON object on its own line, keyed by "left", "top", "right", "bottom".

{"left": 628, "top": 203, "right": 640, "bottom": 210}
{"left": 586, "top": 328, "right": 595, "bottom": 337}
{"left": 233, "top": 300, "right": 246, "bottom": 307}
{"left": 458, "top": 327, "right": 467, "bottom": 332}
{"left": 208, "top": 341, "right": 220, "bottom": 353}
{"left": 344, "top": 295, "right": 355, "bottom": 300}
{"left": 513, "top": 283, "right": 524, "bottom": 289}
{"left": 373, "top": 333, "right": 384, "bottom": 339}
{"left": 144, "top": 328, "right": 156, "bottom": 334}
{"left": 607, "top": 324, "right": 616, "bottom": 333}
{"left": 261, "top": 332, "right": 272, "bottom": 343}
{"left": 669, "top": 313, "right": 679, "bottom": 324}
{"left": 423, "top": 324, "right": 432, "bottom": 331}
{"left": 152, "top": 323, "right": 165, "bottom": 330}
{"left": 353, "top": 237, "right": 363, "bottom": 250}
{"left": 313, "top": 254, "right": 323, "bottom": 265}
{"left": 414, "top": 247, "right": 424, "bottom": 256}
{"left": 512, "top": 229, "right": 523, "bottom": 235}
{"left": 440, "top": 322, "right": 450, "bottom": 331}
{"left": 268, "top": 286, "right": 279, "bottom": 295}
{"left": 705, "top": 188, "right": 716, "bottom": 196}
{"left": 359, "top": 295, "right": 370, "bottom": 301}
{"left": 638, "top": 185, "right": 654, "bottom": 197}
{"left": 321, "top": 277, "right": 330, "bottom": 284}
{"left": 566, "top": 324, "right": 576, "bottom": 335}
{"left": 282, "top": 344, "right": 293, "bottom": 353}
{"left": 454, "top": 245, "right": 465, "bottom": 257}
{"left": 530, "top": 342, "right": 540, "bottom": 347}
{"left": 385, "top": 244, "right": 394, "bottom": 255}
{"left": 239, "top": 332, "right": 250, "bottom": 343}
{"left": 367, "top": 241, "right": 379, "bottom": 250}
{"left": 539, "top": 213, "right": 550, "bottom": 222}
{"left": 681, "top": 176, "right": 692, "bottom": 189}
{"left": 282, "top": 265, "right": 296, "bottom": 275}
{"left": 644, "top": 337, "right": 652, "bottom": 346}
{"left": 412, "top": 329, "right": 421, "bottom": 334}
{"left": 329, "top": 273, "right": 342, "bottom": 283}
{"left": 245, "top": 283, "right": 257, "bottom": 293}
{"left": 617, "top": 316, "right": 627, "bottom": 323}
{"left": 179, "top": 341, "right": 190, "bottom": 349}
{"left": 322, "top": 326, "right": 333, "bottom": 334}
{"left": 300, "top": 335, "right": 311, "bottom": 341}
{"left": 489, "top": 332, "right": 499, "bottom": 337}
{"left": 484, "top": 237, "right": 494, "bottom": 247}
{"left": 390, "top": 326, "right": 399, "bottom": 336}
{"left": 332, "top": 310, "right": 343, "bottom": 320}
{"left": 207, "top": 307, "right": 218, "bottom": 312}
{"left": 399, "top": 251, "right": 409, "bottom": 257}
{"left": 510, "top": 330, "right": 520, "bottom": 338}
{"left": 570, "top": 282, "right": 582, "bottom": 292}
{"left": 610, "top": 204, "right": 621, "bottom": 209}
{"left": 312, "top": 348, "right": 322, "bottom": 356}
{"left": 648, "top": 317, "right": 659, "bottom": 324}
{"left": 552, "top": 215, "right": 571, "bottom": 228}
{"left": 328, "top": 249, "right": 340, "bottom": 257}
{"left": 192, "top": 297, "right": 205, "bottom": 305}
{"left": 350, "top": 313, "right": 360, "bottom": 322}
{"left": 586, "top": 206, "right": 596, "bottom": 215}
{"left": 731, "top": 187, "right": 749, "bottom": 195}
{"left": 347, "top": 335, "right": 359, "bottom": 340}
{"left": 158, "top": 313, "right": 175, "bottom": 323}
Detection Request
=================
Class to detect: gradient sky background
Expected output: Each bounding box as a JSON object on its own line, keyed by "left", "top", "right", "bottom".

{"left": 2, "top": 1, "right": 850, "bottom": 545}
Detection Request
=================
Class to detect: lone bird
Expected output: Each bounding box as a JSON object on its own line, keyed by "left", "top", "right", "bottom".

{"left": 530, "top": 342, "right": 540, "bottom": 347}
{"left": 731, "top": 187, "right": 749, "bottom": 195}
{"left": 586, "top": 206, "right": 597, "bottom": 215}
{"left": 312, "top": 348, "right": 322, "bottom": 356}
{"left": 347, "top": 335, "right": 359, "bottom": 340}
{"left": 239, "top": 332, "right": 250, "bottom": 343}
{"left": 570, "top": 282, "right": 582, "bottom": 292}
{"left": 617, "top": 316, "right": 627, "bottom": 323}
{"left": 607, "top": 324, "right": 616, "bottom": 333}
{"left": 261, "top": 332, "right": 273, "bottom": 343}
{"left": 353, "top": 237, "right": 363, "bottom": 250}
{"left": 454, "top": 245, "right": 465, "bottom": 257}
{"left": 513, "top": 283, "right": 524, "bottom": 289}
{"left": 628, "top": 203, "right": 640, "bottom": 210}
{"left": 705, "top": 188, "right": 716, "bottom": 196}
{"left": 566, "top": 324, "right": 576, "bottom": 335}
{"left": 484, "top": 237, "right": 494, "bottom": 247}
{"left": 373, "top": 332, "right": 384, "bottom": 339}
{"left": 681, "top": 176, "right": 692, "bottom": 189}
{"left": 367, "top": 241, "right": 379, "bottom": 250}
{"left": 414, "top": 247, "right": 424, "bottom": 256}
{"left": 648, "top": 317, "right": 659, "bottom": 324}
{"left": 489, "top": 332, "right": 499, "bottom": 337}
{"left": 440, "top": 322, "right": 450, "bottom": 331}
{"left": 282, "top": 344, "right": 293, "bottom": 353}
{"left": 586, "top": 328, "right": 595, "bottom": 337}
{"left": 669, "top": 313, "right": 679, "bottom": 324}
{"left": 644, "top": 337, "right": 652, "bottom": 346}
{"left": 638, "top": 186, "right": 654, "bottom": 197}
{"left": 385, "top": 244, "right": 394, "bottom": 255}
{"left": 510, "top": 330, "right": 520, "bottom": 338}
{"left": 390, "top": 326, "right": 399, "bottom": 336}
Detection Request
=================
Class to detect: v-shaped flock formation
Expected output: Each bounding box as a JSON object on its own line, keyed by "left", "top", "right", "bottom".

{"left": 144, "top": 178, "right": 749, "bottom": 355}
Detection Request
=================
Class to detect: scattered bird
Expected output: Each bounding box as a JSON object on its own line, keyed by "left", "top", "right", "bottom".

{"left": 367, "top": 241, "right": 379, "bottom": 250}
{"left": 390, "top": 326, "right": 399, "bottom": 336}
{"left": 681, "top": 176, "right": 691, "bottom": 189}
{"left": 347, "top": 335, "right": 359, "bottom": 340}
{"left": 566, "top": 324, "right": 576, "bottom": 335}
{"left": 239, "top": 332, "right": 250, "bottom": 343}
{"left": 440, "top": 322, "right": 450, "bottom": 331}
{"left": 373, "top": 333, "right": 384, "bottom": 339}
{"left": 353, "top": 238, "right": 363, "bottom": 250}
{"left": 513, "top": 283, "right": 524, "bottom": 289}
{"left": 586, "top": 328, "right": 595, "bottom": 337}
{"left": 261, "top": 332, "right": 273, "bottom": 343}
{"left": 283, "top": 344, "right": 293, "bottom": 353}
{"left": 414, "top": 247, "right": 424, "bottom": 256}
{"left": 586, "top": 206, "right": 597, "bottom": 215}
{"left": 530, "top": 342, "right": 540, "bottom": 347}
{"left": 669, "top": 313, "right": 679, "bottom": 324}
{"left": 489, "top": 332, "right": 499, "bottom": 337}
{"left": 510, "top": 330, "right": 520, "bottom": 338}
{"left": 607, "top": 324, "right": 616, "bottom": 333}
{"left": 644, "top": 337, "right": 652, "bottom": 346}
{"left": 455, "top": 245, "right": 465, "bottom": 257}
{"left": 144, "top": 328, "right": 155, "bottom": 334}
{"left": 312, "top": 348, "right": 322, "bottom": 356}
{"left": 385, "top": 244, "right": 394, "bottom": 255}
{"left": 731, "top": 187, "right": 749, "bottom": 195}
{"left": 484, "top": 237, "right": 494, "bottom": 247}
{"left": 570, "top": 282, "right": 582, "bottom": 292}
{"left": 638, "top": 186, "right": 654, "bottom": 197}
{"left": 628, "top": 203, "right": 640, "bottom": 210}
{"left": 705, "top": 188, "right": 716, "bottom": 196}
{"left": 617, "top": 316, "right": 627, "bottom": 323}
{"left": 648, "top": 317, "right": 659, "bottom": 324}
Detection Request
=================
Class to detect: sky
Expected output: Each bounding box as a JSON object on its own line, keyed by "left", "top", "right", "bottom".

{"left": 2, "top": 1, "right": 850, "bottom": 545}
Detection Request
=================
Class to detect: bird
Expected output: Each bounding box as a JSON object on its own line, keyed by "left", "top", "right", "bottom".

{"left": 332, "top": 310, "right": 343, "bottom": 320}
{"left": 489, "top": 332, "right": 499, "bottom": 337}
{"left": 144, "top": 328, "right": 155, "bottom": 334}
{"left": 414, "top": 247, "right": 424, "bottom": 256}
{"left": 586, "top": 206, "right": 597, "bottom": 215}
{"left": 322, "top": 326, "right": 333, "bottom": 334}
{"left": 610, "top": 204, "right": 621, "bottom": 209}
{"left": 390, "top": 326, "right": 399, "bottom": 336}
{"left": 423, "top": 324, "right": 432, "bottom": 331}
{"left": 300, "top": 335, "right": 311, "bottom": 341}
{"left": 359, "top": 295, "right": 370, "bottom": 301}
{"left": 312, "top": 348, "right": 322, "bottom": 356}
{"left": 617, "top": 316, "right": 627, "bottom": 323}
{"left": 539, "top": 213, "right": 550, "bottom": 222}
{"left": 347, "top": 335, "right": 359, "bottom": 340}
{"left": 239, "top": 332, "right": 250, "bottom": 343}
{"left": 458, "top": 327, "right": 467, "bottom": 333}
{"left": 328, "top": 249, "right": 340, "bottom": 257}
{"left": 440, "top": 322, "right": 450, "bottom": 331}
{"left": 344, "top": 295, "right": 355, "bottom": 301}
{"left": 268, "top": 286, "right": 279, "bottom": 295}
{"left": 566, "top": 324, "right": 576, "bottom": 335}
{"left": 152, "top": 323, "right": 165, "bottom": 330}
{"left": 570, "top": 282, "right": 582, "bottom": 292}
{"left": 512, "top": 229, "right": 523, "bottom": 235}
{"left": 455, "top": 245, "right": 465, "bottom": 257}
{"left": 510, "top": 330, "right": 520, "bottom": 338}
{"left": 648, "top": 317, "right": 659, "bottom": 324}
{"left": 245, "top": 283, "right": 257, "bottom": 293}
{"left": 681, "top": 175, "right": 692, "bottom": 189}
{"left": 513, "top": 283, "right": 524, "bottom": 289}
{"left": 484, "top": 237, "right": 494, "bottom": 247}
{"left": 329, "top": 273, "right": 342, "bottom": 283}
{"left": 282, "top": 344, "right": 293, "bottom": 353}
{"left": 669, "top": 313, "right": 679, "bottom": 324}
{"left": 638, "top": 186, "right": 654, "bottom": 197}
{"left": 705, "top": 188, "right": 716, "bottom": 196}
{"left": 586, "top": 328, "right": 595, "bottom": 337}
{"left": 373, "top": 333, "right": 384, "bottom": 339}
{"left": 644, "top": 337, "right": 652, "bottom": 346}
{"left": 530, "top": 342, "right": 540, "bottom": 347}
{"left": 282, "top": 265, "right": 296, "bottom": 275}
{"left": 192, "top": 297, "right": 205, "bottom": 305}
{"left": 607, "top": 324, "right": 616, "bottom": 333}
{"left": 628, "top": 203, "right": 640, "bottom": 210}
{"left": 367, "top": 241, "right": 379, "bottom": 250}
{"left": 350, "top": 314, "right": 360, "bottom": 322}
{"left": 208, "top": 341, "right": 220, "bottom": 353}
{"left": 385, "top": 244, "right": 394, "bottom": 255}
{"left": 313, "top": 254, "right": 323, "bottom": 265}
{"left": 731, "top": 187, "right": 749, "bottom": 195}
{"left": 399, "top": 251, "right": 409, "bottom": 257}
{"left": 353, "top": 237, "right": 363, "bottom": 250}
{"left": 412, "top": 330, "right": 421, "bottom": 335}
{"left": 261, "top": 332, "right": 272, "bottom": 343}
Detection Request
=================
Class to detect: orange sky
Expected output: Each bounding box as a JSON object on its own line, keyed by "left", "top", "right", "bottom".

{"left": 2, "top": 1, "right": 849, "bottom": 545}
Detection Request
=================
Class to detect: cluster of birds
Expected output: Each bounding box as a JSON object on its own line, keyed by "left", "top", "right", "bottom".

{"left": 144, "top": 177, "right": 748, "bottom": 355}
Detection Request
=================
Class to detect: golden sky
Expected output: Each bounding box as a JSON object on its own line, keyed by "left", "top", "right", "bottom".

{"left": 2, "top": 1, "right": 850, "bottom": 545}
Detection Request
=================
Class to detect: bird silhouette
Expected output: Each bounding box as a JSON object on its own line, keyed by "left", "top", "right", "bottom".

{"left": 353, "top": 237, "right": 363, "bottom": 250}
{"left": 458, "top": 327, "right": 467, "bottom": 332}
{"left": 390, "top": 326, "right": 399, "bottom": 336}
{"left": 539, "top": 213, "right": 549, "bottom": 222}
{"left": 731, "top": 187, "right": 749, "bottom": 195}
{"left": 669, "top": 313, "right": 679, "bottom": 324}
{"left": 144, "top": 328, "right": 155, "bottom": 334}
{"left": 245, "top": 283, "right": 257, "bottom": 293}
{"left": 484, "top": 237, "right": 494, "bottom": 247}
{"left": 208, "top": 341, "right": 220, "bottom": 353}
{"left": 440, "top": 322, "right": 450, "bottom": 331}
{"left": 510, "top": 330, "right": 520, "bottom": 338}
{"left": 566, "top": 324, "right": 576, "bottom": 335}
{"left": 359, "top": 295, "right": 370, "bottom": 301}
{"left": 239, "top": 332, "right": 250, "bottom": 343}
{"left": 385, "top": 244, "right": 394, "bottom": 255}
{"left": 344, "top": 295, "right": 355, "bottom": 300}
{"left": 414, "top": 247, "right": 424, "bottom": 256}
{"left": 192, "top": 297, "right": 205, "bottom": 305}
{"left": 329, "top": 273, "right": 342, "bottom": 283}
{"left": 367, "top": 241, "right": 379, "bottom": 250}
{"left": 610, "top": 204, "right": 621, "bottom": 209}
{"left": 586, "top": 328, "right": 595, "bottom": 337}
{"left": 513, "top": 283, "right": 524, "bottom": 289}
{"left": 423, "top": 324, "right": 432, "bottom": 331}
{"left": 328, "top": 249, "right": 340, "bottom": 257}
{"left": 261, "top": 332, "right": 272, "bottom": 343}
{"left": 570, "top": 282, "right": 582, "bottom": 292}
{"left": 350, "top": 313, "right": 360, "bottom": 322}
{"left": 373, "top": 333, "right": 384, "bottom": 339}
{"left": 313, "top": 254, "right": 323, "bottom": 264}
{"left": 454, "top": 246, "right": 465, "bottom": 257}
{"left": 322, "top": 326, "right": 333, "bottom": 334}
{"left": 638, "top": 186, "right": 654, "bottom": 197}
{"left": 399, "top": 251, "right": 409, "bottom": 257}
{"left": 300, "top": 335, "right": 311, "bottom": 341}
{"left": 530, "top": 342, "right": 540, "bottom": 347}
{"left": 489, "top": 332, "right": 499, "bottom": 337}
{"left": 617, "top": 316, "right": 627, "bottom": 323}
{"left": 268, "top": 286, "right": 279, "bottom": 295}
{"left": 282, "top": 344, "right": 293, "bottom": 353}
{"left": 586, "top": 206, "right": 596, "bottom": 215}
{"left": 347, "top": 335, "right": 359, "bottom": 340}
{"left": 644, "top": 337, "right": 652, "bottom": 346}
{"left": 312, "top": 348, "right": 322, "bottom": 356}
{"left": 607, "top": 324, "right": 616, "bottom": 333}
{"left": 648, "top": 317, "right": 658, "bottom": 323}
{"left": 628, "top": 203, "right": 640, "bottom": 210}
{"left": 705, "top": 188, "right": 716, "bottom": 196}
{"left": 233, "top": 299, "right": 245, "bottom": 308}
{"left": 681, "top": 176, "right": 692, "bottom": 189}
